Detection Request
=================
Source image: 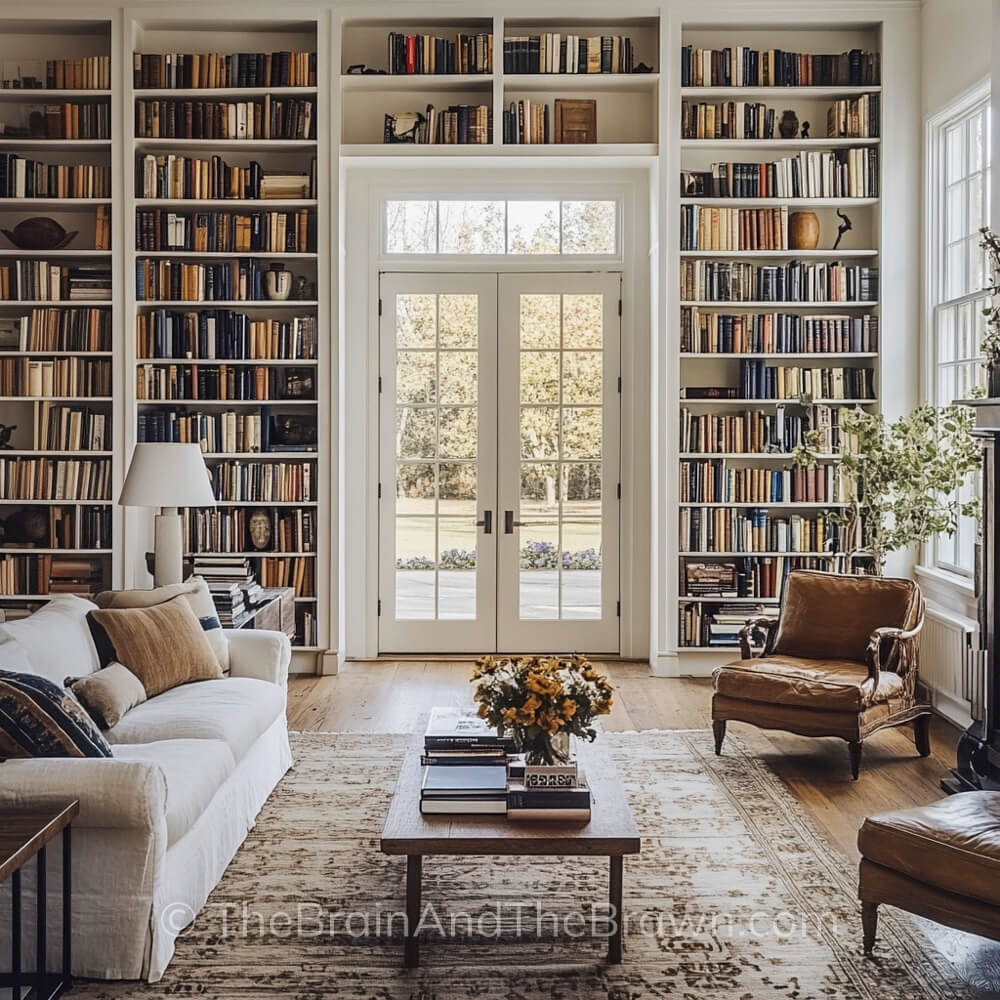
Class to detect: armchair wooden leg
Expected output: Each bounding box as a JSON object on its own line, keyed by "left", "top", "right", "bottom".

{"left": 862, "top": 901, "right": 878, "bottom": 955}
{"left": 713, "top": 720, "right": 726, "bottom": 756}
{"left": 913, "top": 714, "right": 932, "bottom": 757}
{"left": 848, "top": 741, "right": 863, "bottom": 780}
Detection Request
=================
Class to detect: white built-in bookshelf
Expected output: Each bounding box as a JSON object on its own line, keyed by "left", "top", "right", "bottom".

{"left": 338, "top": 16, "right": 660, "bottom": 153}
{"left": 126, "top": 14, "right": 327, "bottom": 652}
{"left": 676, "top": 23, "right": 883, "bottom": 651}
{"left": 0, "top": 16, "right": 117, "bottom": 615}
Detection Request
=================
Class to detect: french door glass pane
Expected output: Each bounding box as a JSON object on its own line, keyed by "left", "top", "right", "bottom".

{"left": 517, "top": 292, "right": 604, "bottom": 620}
{"left": 394, "top": 292, "right": 479, "bottom": 621}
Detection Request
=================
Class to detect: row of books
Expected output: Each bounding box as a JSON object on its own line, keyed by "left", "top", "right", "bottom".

{"left": 43, "top": 505, "right": 112, "bottom": 550}
{"left": 0, "top": 263, "right": 112, "bottom": 302}
{"left": 136, "top": 154, "right": 314, "bottom": 201}
{"left": 679, "top": 507, "right": 841, "bottom": 554}
{"left": 33, "top": 404, "right": 108, "bottom": 453}
{"left": 0, "top": 458, "right": 110, "bottom": 501}
{"left": 136, "top": 310, "right": 317, "bottom": 361}
{"left": 681, "top": 148, "right": 879, "bottom": 200}
{"left": 0, "top": 157, "right": 110, "bottom": 199}
{"left": 1, "top": 58, "right": 110, "bottom": 91}
{"left": 0, "top": 555, "right": 106, "bottom": 597}
{"left": 134, "top": 258, "right": 308, "bottom": 302}
{"left": 503, "top": 100, "right": 550, "bottom": 145}
{"left": 680, "top": 260, "right": 880, "bottom": 303}
{"left": 136, "top": 407, "right": 316, "bottom": 454}
{"left": 385, "top": 105, "right": 491, "bottom": 145}
{"left": 135, "top": 208, "right": 315, "bottom": 253}
{"left": 135, "top": 363, "right": 314, "bottom": 403}
{"left": 679, "top": 404, "right": 841, "bottom": 455}
{"left": 680, "top": 46, "right": 881, "bottom": 88}
{"left": 208, "top": 460, "right": 313, "bottom": 503}
{"left": 0, "top": 357, "right": 111, "bottom": 398}
{"left": 503, "top": 35, "right": 636, "bottom": 75}
{"left": 679, "top": 460, "right": 844, "bottom": 504}
{"left": 683, "top": 555, "right": 844, "bottom": 600}
{"left": 680, "top": 309, "right": 878, "bottom": 355}
{"left": 0, "top": 309, "right": 111, "bottom": 353}
{"left": 681, "top": 102, "right": 778, "bottom": 141}
{"left": 0, "top": 103, "right": 112, "bottom": 140}
{"left": 133, "top": 51, "right": 316, "bottom": 91}
{"left": 94, "top": 204, "right": 111, "bottom": 251}
{"left": 297, "top": 608, "right": 317, "bottom": 647}
{"left": 736, "top": 361, "right": 875, "bottom": 401}
{"left": 828, "top": 95, "right": 880, "bottom": 139}
{"left": 679, "top": 601, "right": 767, "bottom": 648}
{"left": 183, "top": 507, "right": 315, "bottom": 554}
{"left": 387, "top": 33, "right": 492, "bottom": 75}
{"left": 134, "top": 98, "right": 315, "bottom": 140}
{"left": 258, "top": 555, "right": 314, "bottom": 597}
{"left": 680, "top": 205, "right": 789, "bottom": 251}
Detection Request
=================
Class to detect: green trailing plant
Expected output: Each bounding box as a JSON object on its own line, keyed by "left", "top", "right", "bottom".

{"left": 794, "top": 404, "right": 981, "bottom": 573}
{"left": 980, "top": 226, "right": 1000, "bottom": 366}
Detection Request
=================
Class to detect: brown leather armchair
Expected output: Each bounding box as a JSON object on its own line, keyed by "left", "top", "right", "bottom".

{"left": 711, "top": 569, "right": 930, "bottom": 779}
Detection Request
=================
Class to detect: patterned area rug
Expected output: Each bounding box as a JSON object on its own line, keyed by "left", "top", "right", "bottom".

{"left": 76, "top": 730, "right": 987, "bottom": 999}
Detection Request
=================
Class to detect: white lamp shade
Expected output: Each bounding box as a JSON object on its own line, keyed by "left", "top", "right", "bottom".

{"left": 119, "top": 443, "right": 216, "bottom": 508}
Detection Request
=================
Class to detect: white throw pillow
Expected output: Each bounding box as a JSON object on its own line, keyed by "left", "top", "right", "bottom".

{"left": 0, "top": 595, "right": 101, "bottom": 685}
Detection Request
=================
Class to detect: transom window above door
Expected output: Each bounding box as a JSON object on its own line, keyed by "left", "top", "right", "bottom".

{"left": 384, "top": 198, "right": 619, "bottom": 255}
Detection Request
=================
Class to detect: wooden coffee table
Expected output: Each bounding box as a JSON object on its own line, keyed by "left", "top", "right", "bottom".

{"left": 380, "top": 739, "right": 640, "bottom": 967}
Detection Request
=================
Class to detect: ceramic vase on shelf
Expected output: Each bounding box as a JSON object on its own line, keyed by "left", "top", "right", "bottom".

{"left": 789, "top": 211, "right": 821, "bottom": 250}
{"left": 778, "top": 109, "right": 799, "bottom": 139}
{"left": 265, "top": 264, "right": 292, "bottom": 301}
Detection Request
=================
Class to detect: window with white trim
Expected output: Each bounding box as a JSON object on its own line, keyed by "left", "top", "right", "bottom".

{"left": 927, "top": 82, "right": 991, "bottom": 575}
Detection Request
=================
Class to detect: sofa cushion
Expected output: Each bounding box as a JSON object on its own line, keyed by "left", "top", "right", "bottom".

{"left": 104, "top": 677, "right": 283, "bottom": 761}
{"left": 67, "top": 662, "right": 148, "bottom": 730}
{"left": 859, "top": 791, "right": 1000, "bottom": 908}
{"left": 771, "top": 570, "right": 918, "bottom": 664}
{"left": 0, "top": 669, "right": 112, "bottom": 759}
{"left": 0, "top": 595, "right": 100, "bottom": 685}
{"left": 713, "top": 655, "right": 904, "bottom": 712}
{"left": 95, "top": 577, "right": 229, "bottom": 672}
{"left": 87, "top": 598, "right": 224, "bottom": 697}
{"left": 112, "top": 739, "right": 236, "bottom": 846}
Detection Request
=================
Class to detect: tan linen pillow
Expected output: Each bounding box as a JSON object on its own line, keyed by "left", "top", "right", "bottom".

{"left": 94, "top": 577, "right": 230, "bottom": 671}
{"left": 87, "top": 598, "right": 223, "bottom": 698}
{"left": 66, "top": 662, "right": 147, "bottom": 729}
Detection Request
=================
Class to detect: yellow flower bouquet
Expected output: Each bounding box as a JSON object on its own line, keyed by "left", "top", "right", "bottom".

{"left": 472, "top": 655, "right": 613, "bottom": 765}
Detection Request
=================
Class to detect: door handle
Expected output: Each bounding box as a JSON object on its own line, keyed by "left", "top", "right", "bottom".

{"left": 504, "top": 510, "right": 522, "bottom": 534}
{"left": 476, "top": 510, "right": 493, "bottom": 534}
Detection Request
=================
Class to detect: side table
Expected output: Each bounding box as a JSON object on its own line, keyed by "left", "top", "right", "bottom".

{"left": 0, "top": 801, "right": 79, "bottom": 999}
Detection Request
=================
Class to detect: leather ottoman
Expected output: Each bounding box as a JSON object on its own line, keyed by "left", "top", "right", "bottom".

{"left": 857, "top": 791, "right": 1000, "bottom": 951}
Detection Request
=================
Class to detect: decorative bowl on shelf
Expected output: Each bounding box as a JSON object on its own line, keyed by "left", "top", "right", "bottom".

{"left": 1, "top": 217, "right": 78, "bottom": 251}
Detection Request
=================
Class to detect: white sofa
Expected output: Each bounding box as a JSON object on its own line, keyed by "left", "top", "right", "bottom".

{"left": 0, "top": 595, "right": 293, "bottom": 982}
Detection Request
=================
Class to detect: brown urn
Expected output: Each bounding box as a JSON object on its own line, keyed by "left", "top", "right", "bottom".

{"left": 789, "top": 211, "right": 820, "bottom": 250}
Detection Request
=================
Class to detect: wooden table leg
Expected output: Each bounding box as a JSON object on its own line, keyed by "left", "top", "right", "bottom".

{"left": 608, "top": 855, "right": 623, "bottom": 964}
{"left": 62, "top": 825, "right": 72, "bottom": 989}
{"left": 404, "top": 855, "right": 421, "bottom": 968}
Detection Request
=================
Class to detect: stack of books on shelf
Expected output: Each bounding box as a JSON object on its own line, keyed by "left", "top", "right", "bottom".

{"left": 0, "top": 357, "right": 111, "bottom": 397}
{"left": 738, "top": 360, "right": 874, "bottom": 400}
{"left": 0, "top": 59, "right": 111, "bottom": 91}
{"left": 679, "top": 602, "right": 768, "bottom": 648}
{"left": 209, "top": 460, "right": 313, "bottom": 503}
{"left": 385, "top": 104, "right": 491, "bottom": 145}
{"left": 419, "top": 706, "right": 514, "bottom": 815}
{"left": 682, "top": 102, "right": 776, "bottom": 140}
{"left": 136, "top": 208, "right": 315, "bottom": 252}
{"left": 0, "top": 156, "right": 110, "bottom": 198}
{"left": 680, "top": 260, "right": 880, "bottom": 303}
{"left": 135, "top": 363, "right": 313, "bottom": 402}
{"left": 828, "top": 94, "right": 880, "bottom": 138}
{"left": 680, "top": 308, "right": 878, "bottom": 354}
{"left": 0, "top": 554, "right": 106, "bottom": 597}
{"left": 680, "top": 459, "right": 843, "bottom": 504}
{"left": 34, "top": 404, "right": 108, "bottom": 452}
{"left": 0, "top": 457, "right": 110, "bottom": 501}
{"left": 135, "top": 257, "right": 302, "bottom": 301}
{"left": 136, "top": 407, "right": 269, "bottom": 452}
{"left": 0, "top": 103, "right": 111, "bottom": 140}
{"left": 0, "top": 309, "right": 111, "bottom": 352}
{"left": 680, "top": 205, "right": 789, "bottom": 251}
{"left": 259, "top": 555, "right": 314, "bottom": 597}
{"left": 680, "top": 46, "right": 881, "bottom": 87}
{"left": 133, "top": 51, "right": 316, "bottom": 90}
{"left": 681, "top": 147, "right": 879, "bottom": 199}
{"left": 136, "top": 155, "right": 314, "bottom": 201}
{"left": 135, "top": 98, "right": 315, "bottom": 140}
{"left": 679, "top": 507, "right": 840, "bottom": 554}
{"left": 684, "top": 555, "right": 835, "bottom": 601}
{"left": 192, "top": 556, "right": 255, "bottom": 624}
{"left": 183, "top": 506, "right": 314, "bottom": 554}
{"left": 386, "top": 32, "right": 492, "bottom": 75}
{"left": 680, "top": 403, "right": 840, "bottom": 455}
{"left": 0, "top": 262, "right": 112, "bottom": 302}
{"left": 503, "top": 34, "right": 636, "bottom": 74}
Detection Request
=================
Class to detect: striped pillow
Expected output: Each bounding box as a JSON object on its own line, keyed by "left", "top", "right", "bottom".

{"left": 0, "top": 669, "right": 113, "bottom": 759}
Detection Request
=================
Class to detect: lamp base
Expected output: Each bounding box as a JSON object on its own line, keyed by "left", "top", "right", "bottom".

{"left": 153, "top": 507, "right": 184, "bottom": 588}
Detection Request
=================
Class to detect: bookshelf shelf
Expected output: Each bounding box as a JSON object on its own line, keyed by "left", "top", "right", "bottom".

{"left": 339, "top": 143, "right": 658, "bottom": 158}
{"left": 679, "top": 300, "right": 878, "bottom": 308}
{"left": 0, "top": 89, "right": 112, "bottom": 100}
{"left": 678, "top": 397, "right": 876, "bottom": 405}
{"left": 681, "top": 550, "right": 839, "bottom": 557}
{"left": 0, "top": 396, "right": 113, "bottom": 402}
{"left": 340, "top": 73, "right": 493, "bottom": 92}
{"left": 679, "top": 197, "right": 878, "bottom": 206}
{"left": 0, "top": 198, "right": 111, "bottom": 208}
{"left": 0, "top": 351, "right": 112, "bottom": 358}
{"left": 0, "top": 251, "right": 111, "bottom": 259}
{"left": 681, "top": 352, "right": 878, "bottom": 359}
{"left": 681, "top": 86, "right": 880, "bottom": 98}
{"left": 680, "top": 138, "right": 879, "bottom": 150}
{"left": 680, "top": 502, "right": 848, "bottom": 508}
{"left": 504, "top": 72, "right": 659, "bottom": 93}
{"left": 0, "top": 301, "right": 111, "bottom": 308}
{"left": 680, "top": 249, "right": 878, "bottom": 258}
{"left": 3, "top": 450, "right": 112, "bottom": 457}
{"left": 0, "top": 139, "right": 111, "bottom": 151}
{"left": 129, "top": 13, "right": 326, "bottom": 655}
{"left": 678, "top": 452, "right": 839, "bottom": 459}
{"left": 0, "top": 548, "right": 111, "bottom": 555}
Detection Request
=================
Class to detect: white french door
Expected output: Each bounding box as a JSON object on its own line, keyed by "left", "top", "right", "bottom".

{"left": 378, "top": 271, "right": 620, "bottom": 654}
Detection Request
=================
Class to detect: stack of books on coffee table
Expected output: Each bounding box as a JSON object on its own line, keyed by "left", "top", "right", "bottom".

{"left": 508, "top": 763, "right": 592, "bottom": 822}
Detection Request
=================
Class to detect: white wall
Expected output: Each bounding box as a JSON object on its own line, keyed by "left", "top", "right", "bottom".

{"left": 922, "top": 0, "right": 993, "bottom": 118}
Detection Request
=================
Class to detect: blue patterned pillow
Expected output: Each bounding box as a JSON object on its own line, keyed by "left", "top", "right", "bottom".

{"left": 0, "top": 669, "right": 113, "bottom": 759}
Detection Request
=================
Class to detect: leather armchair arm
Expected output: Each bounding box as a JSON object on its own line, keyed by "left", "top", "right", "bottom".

{"left": 739, "top": 616, "right": 780, "bottom": 659}
{"left": 865, "top": 611, "right": 925, "bottom": 688}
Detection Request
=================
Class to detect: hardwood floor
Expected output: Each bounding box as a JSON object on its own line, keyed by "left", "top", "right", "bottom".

{"left": 287, "top": 660, "right": 1000, "bottom": 993}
